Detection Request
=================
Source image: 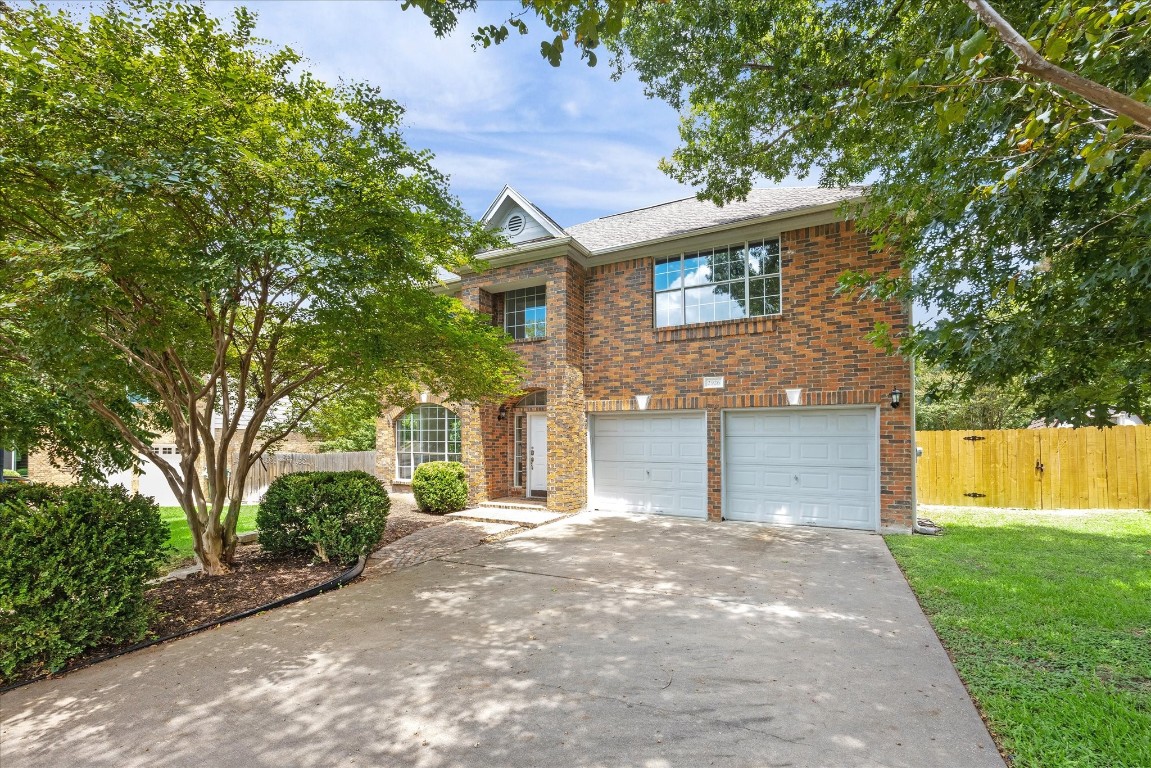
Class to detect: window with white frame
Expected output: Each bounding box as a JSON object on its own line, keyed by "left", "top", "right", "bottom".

{"left": 513, "top": 414, "right": 526, "bottom": 487}
{"left": 504, "top": 286, "right": 546, "bottom": 340}
{"left": 395, "top": 405, "right": 462, "bottom": 480}
{"left": 654, "top": 239, "right": 781, "bottom": 328}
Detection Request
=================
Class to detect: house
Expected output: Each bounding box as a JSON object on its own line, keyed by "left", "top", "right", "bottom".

{"left": 27, "top": 421, "right": 319, "bottom": 506}
{"left": 377, "top": 186, "right": 915, "bottom": 532}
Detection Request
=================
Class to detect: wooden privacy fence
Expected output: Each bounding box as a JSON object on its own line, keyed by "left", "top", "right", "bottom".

{"left": 241, "top": 451, "right": 377, "bottom": 503}
{"left": 916, "top": 426, "right": 1151, "bottom": 509}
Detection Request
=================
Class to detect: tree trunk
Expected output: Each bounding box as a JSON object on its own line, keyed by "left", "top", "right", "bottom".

{"left": 197, "top": 526, "right": 230, "bottom": 575}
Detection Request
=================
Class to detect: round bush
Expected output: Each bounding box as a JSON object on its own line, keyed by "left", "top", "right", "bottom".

{"left": 411, "top": 461, "right": 469, "bottom": 515}
{"left": 257, "top": 470, "right": 389, "bottom": 564}
{"left": 0, "top": 482, "right": 168, "bottom": 680}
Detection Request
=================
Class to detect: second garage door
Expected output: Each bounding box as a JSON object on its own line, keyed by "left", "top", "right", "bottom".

{"left": 591, "top": 412, "right": 707, "bottom": 519}
{"left": 724, "top": 408, "right": 878, "bottom": 530}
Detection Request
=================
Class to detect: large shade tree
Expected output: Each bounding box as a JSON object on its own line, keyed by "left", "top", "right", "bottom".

{"left": 408, "top": 0, "right": 1151, "bottom": 423}
{"left": 0, "top": 2, "right": 523, "bottom": 573}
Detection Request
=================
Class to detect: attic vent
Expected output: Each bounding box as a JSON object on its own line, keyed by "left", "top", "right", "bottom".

{"left": 504, "top": 213, "right": 526, "bottom": 236}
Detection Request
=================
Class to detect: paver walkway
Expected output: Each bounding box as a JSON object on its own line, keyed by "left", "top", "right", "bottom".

{"left": 369, "top": 520, "right": 516, "bottom": 573}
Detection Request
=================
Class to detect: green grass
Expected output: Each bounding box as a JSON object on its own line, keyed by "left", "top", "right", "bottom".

{"left": 886, "top": 508, "right": 1151, "bottom": 767}
{"left": 160, "top": 505, "right": 258, "bottom": 568}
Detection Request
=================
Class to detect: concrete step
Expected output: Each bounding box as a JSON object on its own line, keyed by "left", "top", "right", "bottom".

{"left": 477, "top": 500, "right": 548, "bottom": 511}
{"left": 447, "top": 507, "right": 567, "bottom": 527}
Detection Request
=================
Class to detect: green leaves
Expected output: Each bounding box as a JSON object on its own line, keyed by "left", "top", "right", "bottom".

{"left": 1, "top": 1, "right": 523, "bottom": 566}
{"left": 467, "top": 0, "right": 1149, "bottom": 424}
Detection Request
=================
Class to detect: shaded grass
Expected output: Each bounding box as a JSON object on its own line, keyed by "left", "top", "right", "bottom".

{"left": 160, "top": 505, "right": 258, "bottom": 568}
{"left": 886, "top": 508, "right": 1151, "bottom": 767}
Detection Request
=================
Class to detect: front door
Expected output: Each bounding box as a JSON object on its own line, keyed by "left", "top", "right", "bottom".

{"left": 527, "top": 413, "right": 548, "bottom": 497}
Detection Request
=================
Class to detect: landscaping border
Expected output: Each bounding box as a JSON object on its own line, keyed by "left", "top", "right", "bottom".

{"left": 0, "top": 555, "right": 367, "bottom": 694}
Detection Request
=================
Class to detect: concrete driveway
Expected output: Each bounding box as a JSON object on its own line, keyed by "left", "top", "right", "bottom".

{"left": 0, "top": 510, "right": 1003, "bottom": 767}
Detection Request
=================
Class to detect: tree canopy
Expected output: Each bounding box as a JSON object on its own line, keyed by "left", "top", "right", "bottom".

{"left": 0, "top": 1, "right": 523, "bottom": 572}
{"left": 915, "top": 362, "right": 1037, "bottom": 430}
{"left": 408, "top": 0, "right": 1151, "bottom": 424}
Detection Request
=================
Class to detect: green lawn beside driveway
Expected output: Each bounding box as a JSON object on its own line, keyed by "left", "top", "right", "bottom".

{"left": 160, "top": 505, "right": 258, "bottom": 568}
{"left": 886, "top": 508, "right": 1151, "bottom": 768}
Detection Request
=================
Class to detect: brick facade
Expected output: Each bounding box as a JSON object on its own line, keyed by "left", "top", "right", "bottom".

{"left": 375, "top": 214, "right": 914, "bottom": 531}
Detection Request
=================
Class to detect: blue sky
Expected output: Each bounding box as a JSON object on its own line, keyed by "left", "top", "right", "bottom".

{"left": 195, "top": 0, "right": 701, "bottom": 227}
{"left": 52, "top": 1, "right": 815, "bottom": 225}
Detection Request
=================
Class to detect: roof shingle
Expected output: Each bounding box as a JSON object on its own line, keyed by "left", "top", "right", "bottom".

{"left": 565, "top": 187, "right": 863, "bottom": 253}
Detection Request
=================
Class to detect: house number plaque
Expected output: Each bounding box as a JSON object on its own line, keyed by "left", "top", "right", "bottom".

{"left": 703, "top": 376, "right": 725, "bottom": 389}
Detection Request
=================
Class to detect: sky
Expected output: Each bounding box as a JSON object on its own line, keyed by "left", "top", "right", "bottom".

{"left": 184, "top": 0, "right": 706, "bottom": 228}
{"left": 48, "top": 0, "right": 818, "bottom": 226}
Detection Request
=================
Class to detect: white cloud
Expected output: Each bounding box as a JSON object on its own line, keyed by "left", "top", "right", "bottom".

{"left": 57, "top": 0, "right": 703, "bottom": 222}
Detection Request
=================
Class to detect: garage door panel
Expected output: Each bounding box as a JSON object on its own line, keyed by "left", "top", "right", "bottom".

{"left": 724, "top": 408, "right": 877, "bottom": 530}
{"left": 799, "top": 443, "right": 830, "bottom": 461}
{"left": 592, "top": 413, "right": 707, "bottom": 519}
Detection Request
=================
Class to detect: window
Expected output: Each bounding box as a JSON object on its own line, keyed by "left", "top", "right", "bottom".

{"left": 505, "top": 286, "right": 546, "bottom": 339}
{"left": 395, "top": 405, "right": 462, "bottom": 480}
{"left": 654, "top": 239, "right": 781, "bottom": 328}
{"left": 513, "top": 414, "right": 526, "bottom": 487}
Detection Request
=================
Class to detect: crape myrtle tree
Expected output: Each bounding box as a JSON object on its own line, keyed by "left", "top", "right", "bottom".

{"left": 407, "top": 0, "right": 1151, "bottom": 424}
{"left": 0, "top": 2, "right": 524, "bottom": 574}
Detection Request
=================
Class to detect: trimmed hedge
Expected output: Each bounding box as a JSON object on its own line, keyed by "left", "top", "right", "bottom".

{"left": 411, "top": 461, "right": 468, "bottom": 515}
{"left": 0, "top": 482, "right": 168, "bottom": 679}
{"left": 257, "top": 471, "right": 389, "bottom": 564}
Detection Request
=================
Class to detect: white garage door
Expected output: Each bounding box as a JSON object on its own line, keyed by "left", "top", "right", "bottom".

{"left": 591, "top": 413, "right": 707, "bottom": 519}
{"left": 724, "top": 408, "right": 878, "bottom": 530}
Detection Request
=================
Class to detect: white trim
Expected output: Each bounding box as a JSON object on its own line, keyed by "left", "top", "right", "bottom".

{"left": 479, "top": 185, "right": 567, "bottom": 240}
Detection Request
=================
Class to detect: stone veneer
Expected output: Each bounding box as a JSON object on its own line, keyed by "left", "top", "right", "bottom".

{"left": 376, "top": 218, "right": 913, "bottom": 530}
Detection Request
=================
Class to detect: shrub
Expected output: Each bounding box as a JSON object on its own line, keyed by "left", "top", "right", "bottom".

{"left": 0, "top": 482, "right": 169, "bottom": 680}
{"left": 257, "top": 470, "right": 389, "bottom": 564}
{"left": 412, "top": 461, "right": 469, "bottom": 514}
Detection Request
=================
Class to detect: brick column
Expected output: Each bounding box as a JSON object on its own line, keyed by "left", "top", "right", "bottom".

{"left": 374, "top": 407, "right": 400, "bottom": 489}
{"left": 458, "top": 401, "right": 490, "bottom": 506}
{"left": 547, "top": 365, "right": 587, "bottom": 512}
{"left": 706, "top": 398, "right": 724, "bottom": 522}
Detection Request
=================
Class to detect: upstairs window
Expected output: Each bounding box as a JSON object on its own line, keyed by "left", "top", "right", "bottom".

{"left": 505, "top": 286, "right": 546, "bottom": 340}
{"left": 654, "top": 239, "right": 781, "bottom": 328}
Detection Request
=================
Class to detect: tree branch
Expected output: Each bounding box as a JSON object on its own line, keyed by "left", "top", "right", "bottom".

{"left": 962, "top": 0, "right": 1151, "bottom": 129}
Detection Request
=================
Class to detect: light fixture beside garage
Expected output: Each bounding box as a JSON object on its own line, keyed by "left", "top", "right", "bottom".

{"left": 890, "top": 387, "right": 903, "bottom": 409}
{"left": 497, "top": 404, "right": 508, "bottom": 421}
{"left": 784, "top": 387, "right": 803, "bottom": 406}
{"left": 635, "top": 394, "right": 651, "bottom": 410}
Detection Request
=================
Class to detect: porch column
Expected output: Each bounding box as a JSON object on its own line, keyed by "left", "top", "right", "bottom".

{"left": 458, "top": 401, "right": 490, "bottom": 506}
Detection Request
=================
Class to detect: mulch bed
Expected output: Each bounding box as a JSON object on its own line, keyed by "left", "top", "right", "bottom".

{"left": 2, "top": 505, "right": 447, "bottom": 690}
{"left": 146, "top": 545, "right": 346, "bottom": 636}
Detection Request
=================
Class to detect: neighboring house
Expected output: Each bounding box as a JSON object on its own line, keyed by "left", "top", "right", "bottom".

{"left": 378, "top": 186, "right": 915, "bottom": 533}
{"left": 27, "top": 422, "right": 319, "bottom": 506}
{"left": 1029, "top": 411, "right": 1144, "bottom": 428}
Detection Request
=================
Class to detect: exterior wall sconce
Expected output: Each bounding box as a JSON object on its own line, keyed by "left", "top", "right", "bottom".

{"left": 635, "top": 394, "right": 651, "bottom": 411}
{"left": 784, "top": 388, "right": 803, "bottom": 406}
{"left": 890, "top": 387, "right": 903, "bottom": 409}
{"left": 497, "top": 404, "right": 508, "bottom": 421}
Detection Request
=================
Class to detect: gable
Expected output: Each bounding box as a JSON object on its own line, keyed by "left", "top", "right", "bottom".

{"left": 479, "top": 186, "right": 567, "bottom": 247}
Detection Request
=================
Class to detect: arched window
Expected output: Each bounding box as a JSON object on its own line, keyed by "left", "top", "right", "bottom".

{"left": 395, "top": 405, "right": 462, "bottom": 480}
{"left": 515, "top": 390, "right": 547, "bottom": 408}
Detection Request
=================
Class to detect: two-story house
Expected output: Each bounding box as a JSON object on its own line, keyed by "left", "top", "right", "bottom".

{"left": 376, "top": 186, "right": 915, "bottom": 532}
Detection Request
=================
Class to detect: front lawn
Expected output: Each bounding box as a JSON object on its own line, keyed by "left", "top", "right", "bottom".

{"left": 886, "top": 508, "right": 1151, "bottom": 768}
{"left": 160, "top": 505, "right": 258, "bottom": 568}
